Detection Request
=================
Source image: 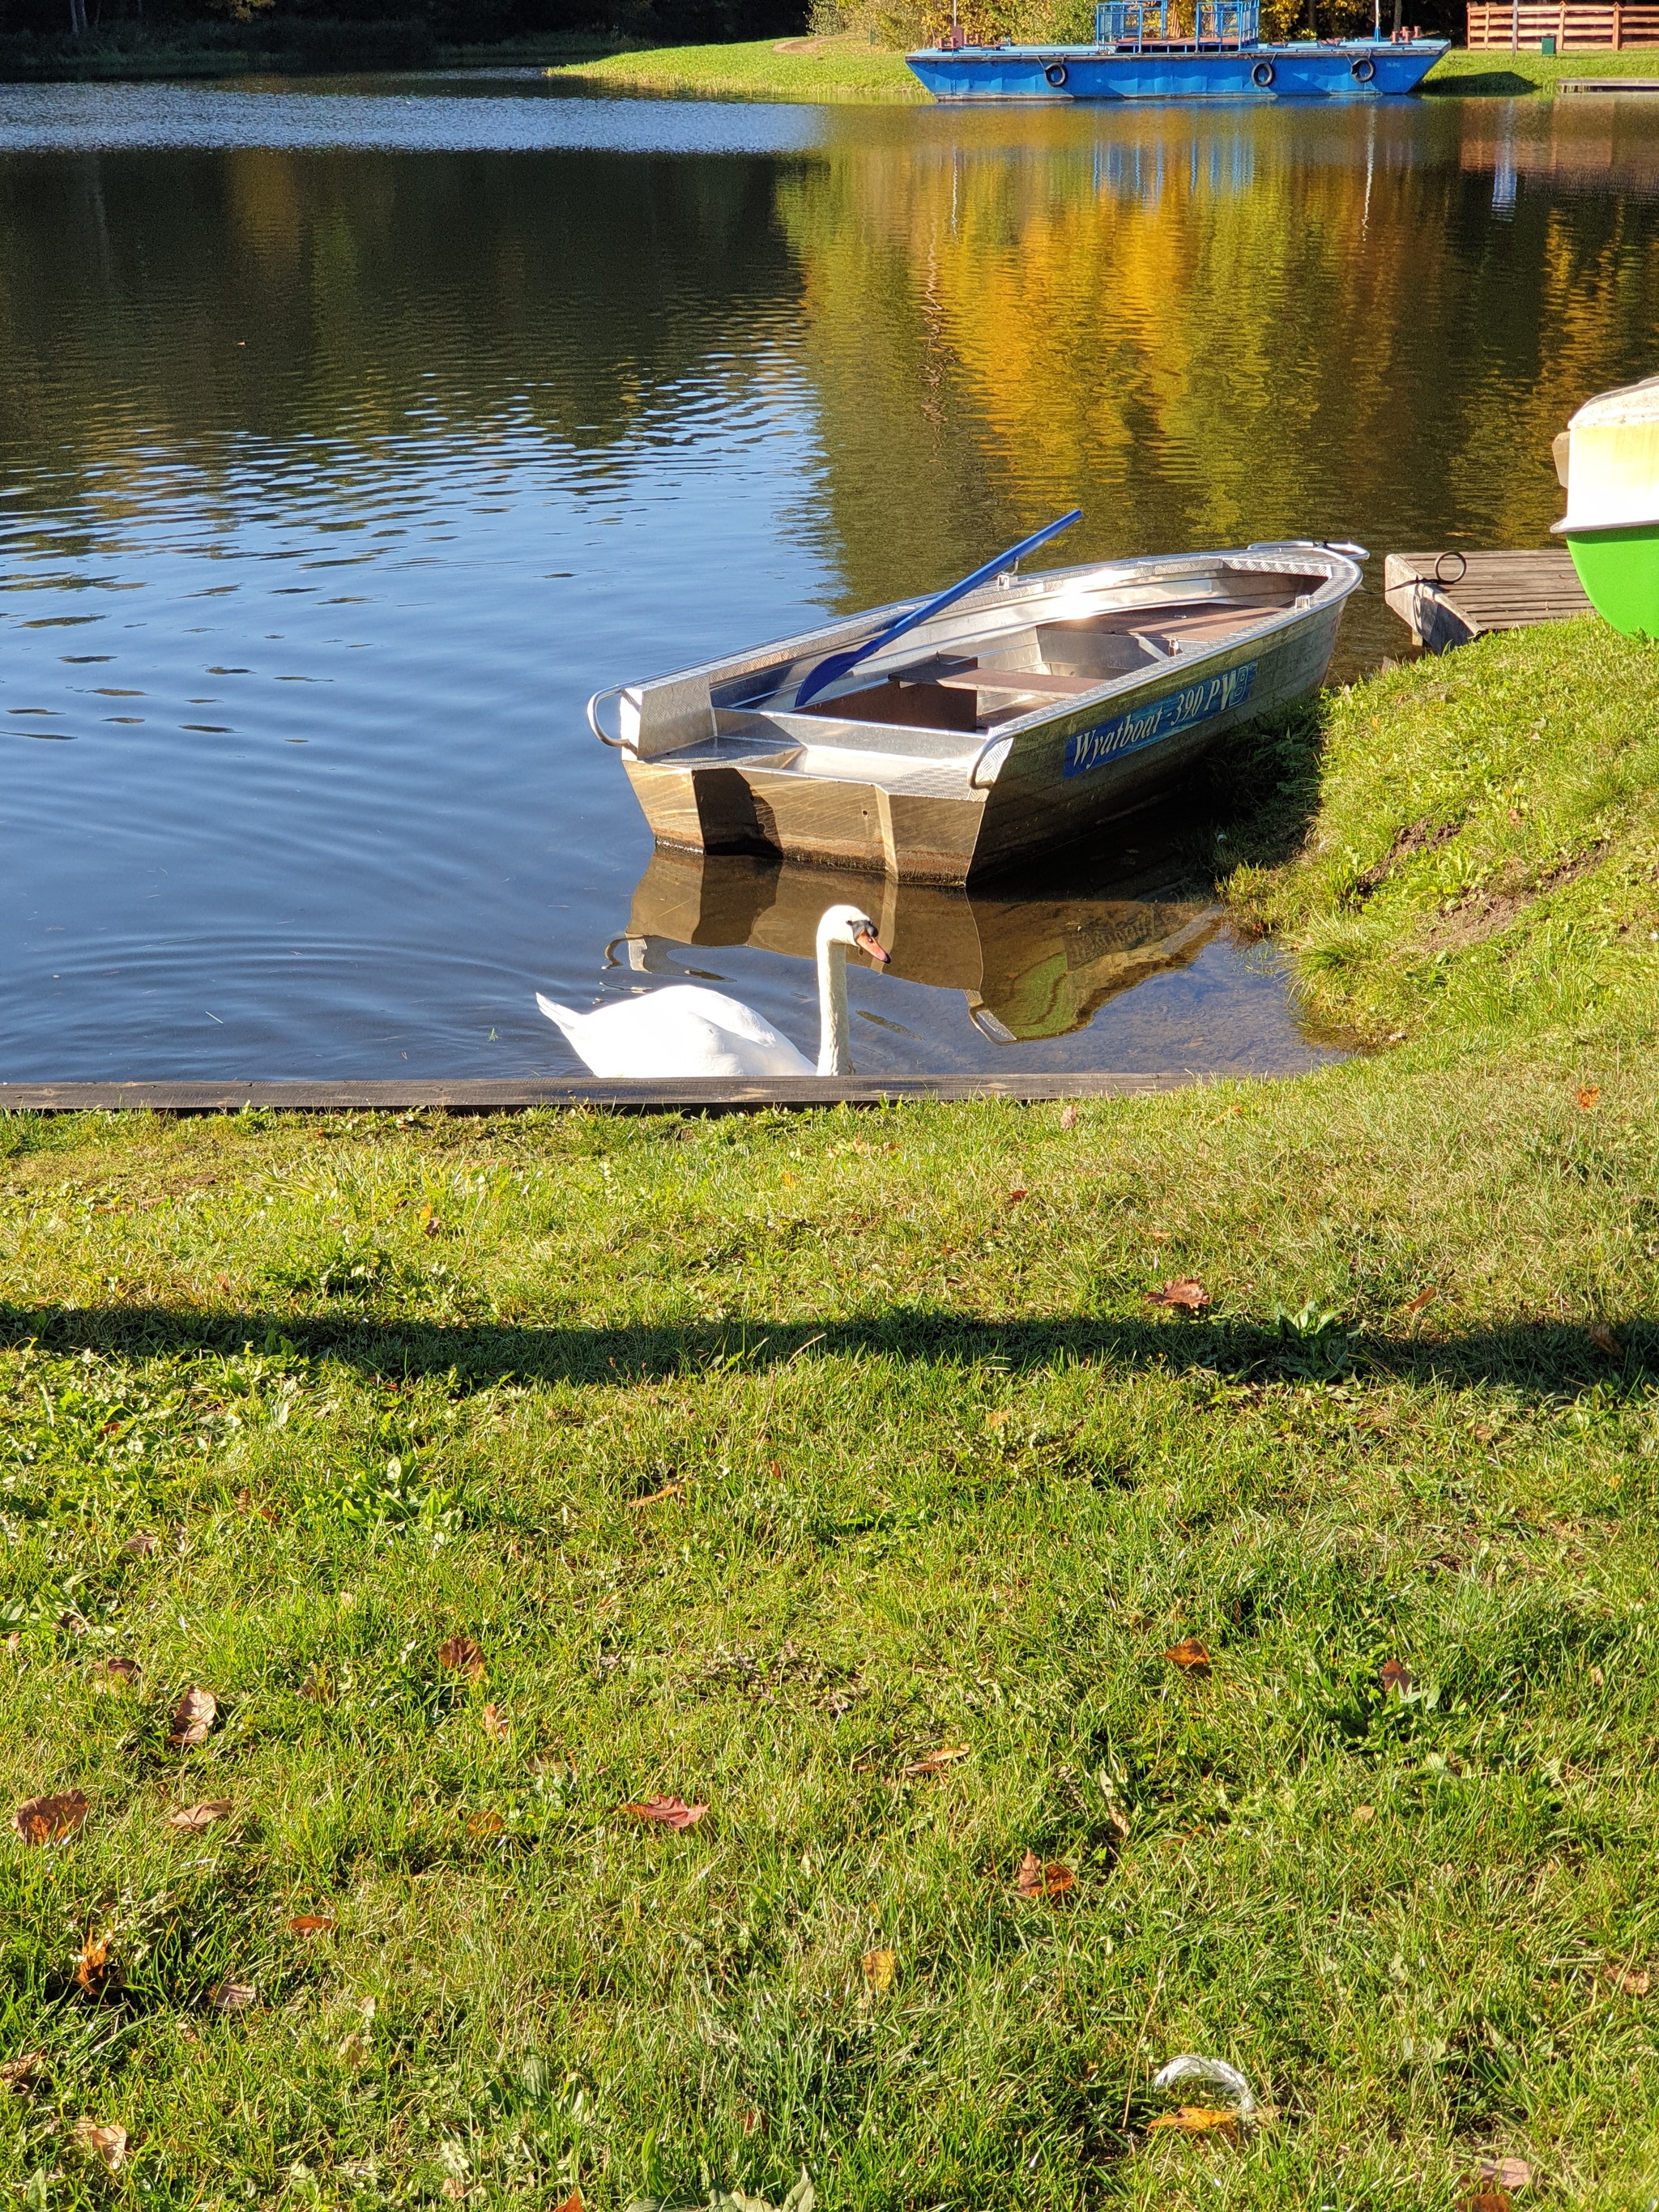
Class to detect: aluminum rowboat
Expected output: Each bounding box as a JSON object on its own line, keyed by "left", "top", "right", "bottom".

{"left": 588, "top": 541, "right": 1365, "bottom": 885}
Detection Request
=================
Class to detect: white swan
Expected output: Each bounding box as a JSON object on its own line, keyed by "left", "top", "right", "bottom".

{"left": 536, "top": 903, "right": 889, "bottom": 1079}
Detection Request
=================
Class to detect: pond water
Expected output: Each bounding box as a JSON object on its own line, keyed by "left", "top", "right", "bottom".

{"left": 2, "top": 79, "right": 1657, "bottom": 1081}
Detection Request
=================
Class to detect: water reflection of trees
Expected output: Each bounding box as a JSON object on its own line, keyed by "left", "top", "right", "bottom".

{"left": 2, "top": 112, "right": 1657, "bottom": 591}
{"left": 0, "top": 146, "right": 795, "bottom": 528}
{"left": 777, "top": 105, "right": 1659, "bottom": 610}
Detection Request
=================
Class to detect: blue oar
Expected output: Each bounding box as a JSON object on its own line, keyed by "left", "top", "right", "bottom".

{"left": 792, "top": 508, "right": 1083, "bottom": 710}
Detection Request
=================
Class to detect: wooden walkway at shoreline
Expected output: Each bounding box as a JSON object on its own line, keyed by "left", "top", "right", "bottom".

{"left": 0, "top": 1072, "right": 1207, "bottom": 1119}
{"left": 1384, "top": 548, "right": 1593, "bottom": 653}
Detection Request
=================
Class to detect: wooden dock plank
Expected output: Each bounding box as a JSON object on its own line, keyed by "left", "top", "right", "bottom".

{"left": 1384, "top": 549, "right": 1592, "bottom": 653}
{"left": 0, "top": 1072, "right": 1209, "bottom": 1118}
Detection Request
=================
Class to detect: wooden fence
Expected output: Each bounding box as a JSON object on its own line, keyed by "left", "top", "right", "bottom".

{"left": 1467, "top": 2, "right": 1659, "bottom": 45}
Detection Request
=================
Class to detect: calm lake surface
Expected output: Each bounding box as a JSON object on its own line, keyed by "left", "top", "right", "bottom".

{"left": 2, "top": 79, "right": 1657, "bottom": 1080}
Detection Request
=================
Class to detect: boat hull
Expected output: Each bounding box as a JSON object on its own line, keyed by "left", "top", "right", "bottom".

{"left": 906, "top": 38, "right": 1448, "bottom": 101}
{"left": 606, "top": 543, "right": 1362, "bottom": 887}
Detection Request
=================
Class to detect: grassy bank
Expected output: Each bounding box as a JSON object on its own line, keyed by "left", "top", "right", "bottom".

{"left": 4, "top": 619, "right": 1659, "bottom": 2206}
{"left": 544, "top": 35, "right": 924, "bottom": 103}
{"left": 1423, "top": 45, "right": 1659, "bottom": 92}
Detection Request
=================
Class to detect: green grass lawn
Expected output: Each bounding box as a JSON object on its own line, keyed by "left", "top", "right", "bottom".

{"left": 5, "top": 620, "right": 1659, "bottom": 2208}
{"left": 1424, "top": 45, "right": 1659, "bottom": 92}
{"left": 544, "top": 37, "right": 925, "bottom": 106}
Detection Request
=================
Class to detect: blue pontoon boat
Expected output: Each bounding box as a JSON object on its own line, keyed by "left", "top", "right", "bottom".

{"left": 907, "top": 1, "right": 1448, "bottom": 101}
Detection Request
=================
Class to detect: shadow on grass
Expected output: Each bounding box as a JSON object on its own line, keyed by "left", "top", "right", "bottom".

{"left": 1, "top": 1301, "right": 1652, "bottom": 1400}
{"left": 1423, "top": 67, "right": 1544, "bottom": 96}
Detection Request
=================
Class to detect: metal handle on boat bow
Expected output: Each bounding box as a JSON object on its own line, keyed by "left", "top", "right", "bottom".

{"left": 968, "top": 732, "right": 1014, "bottom": 791}
{"left": 586, "top": 684, "right": 635, "bottom": 751}
{"left": 793, "top": 508, "right": 1083, "bottom": 711}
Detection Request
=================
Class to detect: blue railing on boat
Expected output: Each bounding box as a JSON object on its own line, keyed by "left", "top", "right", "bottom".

{"left": 1094, "top": 0, "right": 1259, "bottom": 40}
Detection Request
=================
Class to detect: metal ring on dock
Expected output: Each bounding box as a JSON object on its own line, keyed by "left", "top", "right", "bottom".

{"left": 1251, "top": 58, "right": 1275, "bottom": 84}
{"left": 1434, "top": 550, "right": 1468, "bottom": 586}
{"left": 586, "top": 684, "right": 635, "bottom": 750}
{"left": 1044, "top": 61, "right": 1068, "bottom": 84}
{"left": 1350, "top": 53, "right": 1376, "bottom": 79}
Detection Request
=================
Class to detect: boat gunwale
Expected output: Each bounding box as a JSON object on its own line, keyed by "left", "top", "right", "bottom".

{"left": 613, "top": 543, "right": 1362, "bottom": 758}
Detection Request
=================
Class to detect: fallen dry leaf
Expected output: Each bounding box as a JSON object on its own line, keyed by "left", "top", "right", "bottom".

{"left": 76, "top": 1933, "right": 112, "bottom": 1998}
{"left": 1473, "top": 2158, "right": 1533, "bottom": 2191}
{"left": 1405, "top": 1287, "right": 1437, "bottom": 1317}
{"left": 900, "top": 1744, "right": 971, "bottom": 1778}
{"left": 742, "top": 2108, "right": 765, "bottom": 2135}
{"left": 1166, "top": 1637, "right": 1212, "bottom": 1673}
{"left": 1351, "top": 1804, "right": 1376, "bottom": 1825}
{"left": 1059, "top": 1102, "right": 1079, "bottom": 1130}
{"left": 122, "top": 1532, "right": 159, "bottom": 1557}
{"left": 73, "top": 2118, "right": 127, "bottom": 2172}
{"left": 1606, "top": 1964, "right": 1650, "bottom": 1996}
{"left": 89, "top": 1657, "right": 139, "bottom": 1692}
{"left": 481, "top": 1703, "right": 510, "bottom": 1744}
{"left": 628, "top": 1483, "right": 684, "bottom": 1508}
{"left": 335, "top": 2030, "right": 369, "bottom": 2065}
{"left": 1588, "top": 1321, "right": 1621, "bottom": 1357}
{"left": 169, "top": 1686, "right": 218, "bottom": 1748}
{"left": 623, "top": 1796, "right": 706, "bottom": 1831}
{"left": 1147, "top": 2105, "right": 1239, "bottom": 2137}
{"left": 288, "top": 1913, "right": 337, "bottom": 1937}
{"left": 1008, "top": 1187, "right": 1028, "bottom": 1204}
{"left": 553, "top": 2193, "right": 583, "bottom": 2212}
{"left": 1147, "top": 1276, "right": 1211, "bottom": 1312}
{"left": 1576, "top": 1085, "right": 1601, "bottom": 1111}
{"left": 1015, "top": 1850, "right": 1074, "bottom": 1900}
{"left": 1380, "top": 1658, "right": 1414, "bottom": 1699}
{"left": 466, "top": 1811, "right": 504, "bottom": 1835}
{"left": 863, "top": 1949, "right": 896, "bottom": 1992}
{"left": 441, "top": 2180, "right": 467, "bottom": 2201}
{"left": 166, "top": 1799, "right": 232, "bottom": 1834}
{"left": 209, "top": 1980, "right": 256, "bottom": 2013}
{"left": 3, "top": 1631, "right": 19, "bottom": 1655}
{"left": 298, "top": 1666, "right": 329, "bottom": 1703}
{"left": 1456, "top": 2191, "right": 1512, "bottom": 2212}
{"left": 14, "top": 1788, "right": 91, "bottom": 1846}
{"left": 1, "top": 2052, "right": 45, "bottom": 2089}
{"left": 437, "top": 1635, "right": 486, "bottom": 1682}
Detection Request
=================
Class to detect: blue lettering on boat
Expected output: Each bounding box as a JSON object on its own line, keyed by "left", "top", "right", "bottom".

{"left": 1062, "top": 660, "right": 1257, "bottom": 779}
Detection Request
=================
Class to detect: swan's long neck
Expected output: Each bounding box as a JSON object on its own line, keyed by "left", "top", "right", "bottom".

{"left": 816, "top": 932, "right": 852, "bottom": 1077}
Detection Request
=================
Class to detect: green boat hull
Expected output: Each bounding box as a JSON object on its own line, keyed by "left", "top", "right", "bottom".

{"left": 1563, "top": 523, "right": 1659, "bottom": 637}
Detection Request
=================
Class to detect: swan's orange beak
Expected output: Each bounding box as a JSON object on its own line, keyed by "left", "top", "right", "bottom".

{"left": 855, "top": 925, "right": 889, "bottom": 964}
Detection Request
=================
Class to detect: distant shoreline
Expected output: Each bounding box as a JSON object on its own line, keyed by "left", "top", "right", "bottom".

{"left": 4, "top": 27, "right": 1659, "bottom": 97}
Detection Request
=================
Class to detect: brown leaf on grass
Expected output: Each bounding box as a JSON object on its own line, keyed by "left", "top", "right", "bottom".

{"left": 1588, "top": 1321, "right": 1621, "bottom": 1357}
{"left": 234, "top": 1487, "right": 279, "bottom": 1525}
{"left": 1146, "top": 2105, "right": 1239, "bottom": 2137}
{"left": 863, "top": 1949, "right": 896, "bottom": 1992}
{"left": 1405, "top": 1287, "right": 1438, "bottom": 1317}
{"left": 481, "top": 1703, "right": 510, "bottom": 1744}
{"left": 73, "top": 2118, "right": 128, "bottom": 2172}
{"left": 76, "top": 1933, "right": 112, "bottom": 1997}
{"left": 1165, "top": 1637, "right": 1212, "bottom": 1673}
{"left": 166, "top": 1799, "right": 232, "bottom": 1834}
{"left": 287, "top": 1914, "right": 337, "bottom": 1937}
{"left": 90, "top": 1657, "right": 139, "bottom": 1692}
{"left": 623, "top": 1796, "right": 706, "bottom": 1831}
{"left": 335, "top": 2031, "right": 369, "bottom": 2065}
{"left": 1576, "top": 1085, "right": 1601, "bottom": 1111}
{"left": 1456, "top": 2191, "right": 1512, "bottom": 2212}
{"left": 1605, "top": 1964, "right": 1651, "bottom": 1996}
{"left": 209, "top": 1981, "right": 256, "bottom": 2012}
{"left": 14, "top": 1789, "right": 90, "bottom": 1846}
{"left": 169, "top": 1686, "right": 218, "bottom": 1748}
{"left": 122, "top": 1531, "right": 159, "bottom": 1557}
{"left": 1148, "top": 1277, "right": 1210, "bottom": 1313}
{"left": 1, "top": 2052, "right": 45, "bottom": 2089}
{"left": 441, "top": 2180, "right": 467, "bottom": 2201}
{"left": 437, "top": 1635, "right": 486, "bottom": 1682}
{"left": 628, "top": 1483, "right": 683, "bottom": 1508}
{"left": 1007, "top": 1187, "right": 1028, "bottom": 1204}
{"left": 1059, "top": 1102, "right": 1079, "bottom": 1130}
{"left": 553, "top": 2192, "right": 583, "bottom": 2212}
{"left": 298, "top": 1666, "right": 329, "bottom": 1703}
{"left": 3, "top": 1630, "right": 19, "bottom": 1655}
{"left": 1473, "top": 2158, "right": 1534, "bottom": 2191}
{"left": 1351, "top": 1804, "right": 1376, "bottom": 1825}
{"left": 900, "top": 1744, "right": 971, "bottom": 1778}
{"left": 1015, "top": 1850, "right": 1074, "bottom": 1900}
{"left": 1380, "top": 1658, "right": 1414, "bottom": 1699}
{"left": 741, "top": 2108, "right": 765, "bottom": 2135}
{"left": 466, "top": 1811, "right": 504, "bottom": 1835}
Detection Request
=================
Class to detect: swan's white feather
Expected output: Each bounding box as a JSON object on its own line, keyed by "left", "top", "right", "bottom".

{"left": 536, "top": 986, "right": 813, "bottom": 1079}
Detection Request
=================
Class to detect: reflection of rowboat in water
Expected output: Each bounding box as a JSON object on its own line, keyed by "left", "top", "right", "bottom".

{"left": 623, "top": 843, "right": 1229, "bottom": 1045}
{"left": 590, "top": 518, "right": 1364, "bottom": 885}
